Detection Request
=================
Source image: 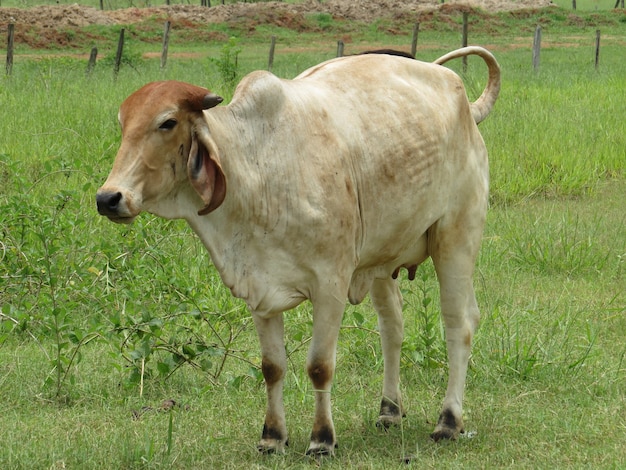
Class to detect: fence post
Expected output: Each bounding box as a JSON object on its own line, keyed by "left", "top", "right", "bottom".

{"left": 161, "top": 21, "right": 171, "bottom": 70}
{"left": 86, "top": 47, "right": 98, "bottom": 75}
{"left": 6, "top": 23, "right": 14, "bottom": 76}
{"left": 336, "top": 40, "right": 344, "bottom": 57}
{"left": 532, "top": 25, "right": 541, "bottom": 71}
{"left": 572, "top": 0, "right": 576, "bottom": 9}
{"left": 268, "top": 36, "right": 276, "bottom": 72}
{"left": 411, "top": 22, "right": 419, "bottom": 58}
{"left": 114, "top": 28, "right": 125, "bottom": 77}
{"left": 594, "top": 29, "right": 600, "bottom": 70}
{"left": 462, "top": 12, "right": 468, "bottom": 73}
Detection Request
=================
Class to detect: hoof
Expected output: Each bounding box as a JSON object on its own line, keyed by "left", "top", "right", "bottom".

{"left": 430, "top": 428, "right": 461, "bottom": 442}
{"left": 257, "top": 444, "right": 287, "bottom": 454}
{"left": 257, "top": 438, "right": 288, "bottom": 454}
{"left": 376, "top": 397, "right": 405, "bottom": 430}
{"left": 307, "top": 424, "right": 337, "bottom": 457}
{"left": 258, "top": 423, "right": 288, "bottom": 454}
{"left": 376, "top": 414, "right": 403, "bottom": 430}
{"left": 430, "top": 409, "right": 463, "bottom": 442}
{"left": 306, "top": 441, "right": 337, "bottom": 458}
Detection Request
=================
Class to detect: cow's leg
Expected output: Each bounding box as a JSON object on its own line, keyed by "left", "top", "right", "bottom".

{"left": 370, "top": 277, "right": 404, "bottom": 428}
{"left": 253, "top": 313, "right": 289, "bottom": 453}
{"left": 429, "top": 209, "right": 484, "bottom": 441}
{"left": 305, "top": 295, "right": 345, "bottom": 456}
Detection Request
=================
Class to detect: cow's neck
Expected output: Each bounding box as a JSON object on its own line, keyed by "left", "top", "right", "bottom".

{"left": 185, "top": 208, "right": 269, "bottom": 314}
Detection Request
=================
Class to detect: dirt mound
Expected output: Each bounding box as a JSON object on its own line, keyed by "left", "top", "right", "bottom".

{"left": 0, "top": 5, "right": 115, "bottom": 28}
{"left": 0, "top": 0, "right": 552, "bottom": 31}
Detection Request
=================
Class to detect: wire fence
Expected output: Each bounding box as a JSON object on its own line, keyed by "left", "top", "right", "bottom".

{"left": 4, "top": 12, "right": 610, "bottom": 78}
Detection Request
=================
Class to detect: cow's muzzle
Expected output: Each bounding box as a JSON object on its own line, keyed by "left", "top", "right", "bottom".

{"left": 96, "top": 190, "right": 135, "bottom": 224}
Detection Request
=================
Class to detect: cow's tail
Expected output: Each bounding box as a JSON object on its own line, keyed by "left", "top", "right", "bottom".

{"left": 434, "top": 46, "right": 501, "bottom": 125}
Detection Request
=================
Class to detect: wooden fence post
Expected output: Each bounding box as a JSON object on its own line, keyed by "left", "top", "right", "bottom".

{"left": 6, "top": 23, "right": 14, "bottom": 76}
{"left": 336, "top": 40, "right": 344, "bottom": 57}
{"left": 161, "top": 21, "right": 171, "bottom": 70}
{"left": 462, "top": 12, "right": 468, "bottom": 73}
{"left": 572, "top": 0, "right": 576, "bottom": 9}
{"left": 411, "top": 22, "right": 419, "bottom": 58}
{"left": 268, "top": 35, "right": 276, "bottom": 72}
{"left": 114, "top": 28, "right": 125, "bottom": 77}
{"left": 532, "top": 25, "right": 541, "bottom": 71}
{"left": 594, "top": 29, "right": 600, "bottom": 70}
{"left": 86, "top": 47, "right": 98, "bottom": 75}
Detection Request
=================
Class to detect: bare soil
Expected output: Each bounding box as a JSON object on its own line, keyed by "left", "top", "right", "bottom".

{"left": 0, "top": 0, "right": 553, "bottom": 28}
{"left": 0, "top": 0, "right": 552, "bottom": 49}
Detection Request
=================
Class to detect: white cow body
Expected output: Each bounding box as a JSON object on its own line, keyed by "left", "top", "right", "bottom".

{"left": 97, "top": 47, "right": 500, "bottom": 456}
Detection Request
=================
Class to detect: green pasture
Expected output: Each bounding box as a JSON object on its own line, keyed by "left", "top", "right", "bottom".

{"left": 1, "top": 5, "right": 626, "bottom": 469}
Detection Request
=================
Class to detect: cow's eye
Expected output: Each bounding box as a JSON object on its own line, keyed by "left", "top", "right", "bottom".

{"left": 159, "top": 119, "right": 177, "bottom": 130}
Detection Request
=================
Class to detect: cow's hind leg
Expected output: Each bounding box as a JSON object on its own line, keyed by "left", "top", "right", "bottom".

{"left": 253, "top": 313, "right": 289, "bottom": 453}
{"left": 429, "top": 209, "right": 484, "bottom": 441}
{"left": 370, "top": 277, "right": 405, "bottom": 428}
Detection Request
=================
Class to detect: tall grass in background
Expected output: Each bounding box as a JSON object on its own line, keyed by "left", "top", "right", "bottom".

{"left": 550, "top": 0, "right": 622, "bottom": 9}
{"left": 480, "top": 44, "right": 626, "bottom": 203}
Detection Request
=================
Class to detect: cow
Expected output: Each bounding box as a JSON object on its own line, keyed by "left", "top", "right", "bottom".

{"left": 96, "top": 46, "right": 500, "bottom": 456}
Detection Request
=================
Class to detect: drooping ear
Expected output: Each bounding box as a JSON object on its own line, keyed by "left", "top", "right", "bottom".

{"left": 187, "top": 126, "right": 226, "bottom": 215}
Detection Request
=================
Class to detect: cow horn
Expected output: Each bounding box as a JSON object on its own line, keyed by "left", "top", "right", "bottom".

{"left": 202, "top": 93, "right": 223, "bottom": 110}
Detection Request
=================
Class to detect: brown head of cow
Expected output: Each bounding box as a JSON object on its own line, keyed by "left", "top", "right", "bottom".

{"left": 96, "top": 80, "right": 225, "bottom": 223}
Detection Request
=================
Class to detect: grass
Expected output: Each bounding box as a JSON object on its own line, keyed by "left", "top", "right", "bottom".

{"left": 551, "top": 0, "right": 624, "bottom": 9}
{"left": 1, "top": 5, "right": 626, "bottom": 468}
{"left": 2, "top": 180, "right": 625, "bottom": 468}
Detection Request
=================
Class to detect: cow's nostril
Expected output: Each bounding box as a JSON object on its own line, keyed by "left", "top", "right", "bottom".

{"left": 96, "top": 191, "right": 123, "bottom": 216}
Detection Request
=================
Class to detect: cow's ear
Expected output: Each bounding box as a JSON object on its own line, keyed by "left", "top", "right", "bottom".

{"left": 187, "top": 130, "right": 226, "bottom": 215}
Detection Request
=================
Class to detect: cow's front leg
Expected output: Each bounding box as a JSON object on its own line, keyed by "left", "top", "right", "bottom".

{"left": 305, "top": 295, "right": 345, "bottom": 456}
{"left": 253, "top": 313, "right": 289, "bottom": 453}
